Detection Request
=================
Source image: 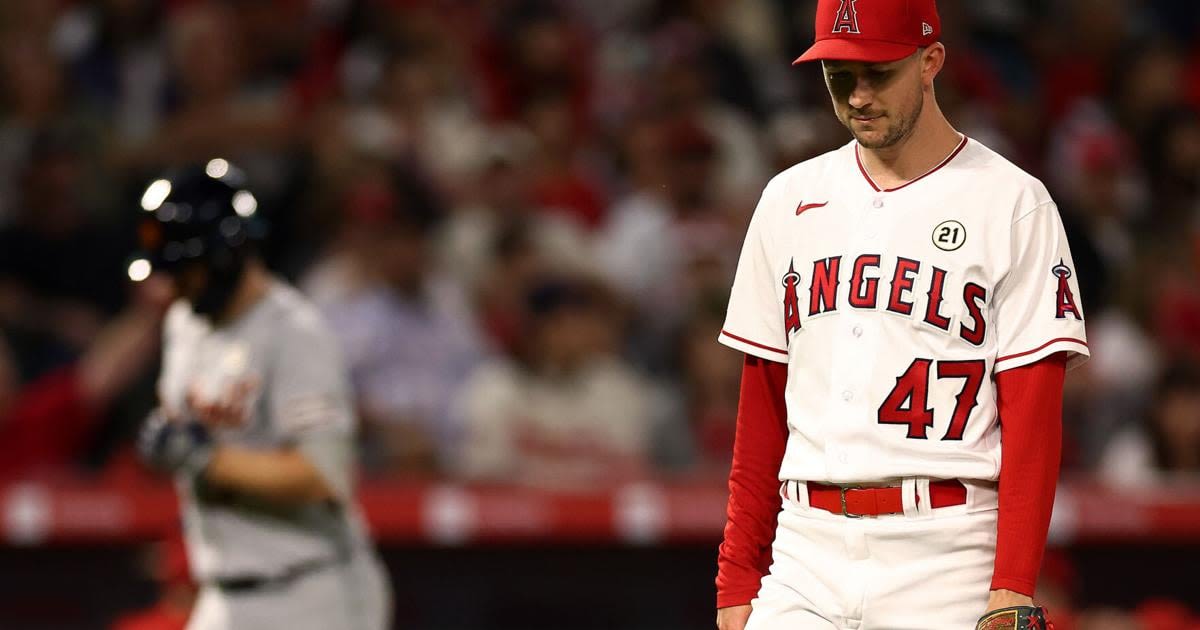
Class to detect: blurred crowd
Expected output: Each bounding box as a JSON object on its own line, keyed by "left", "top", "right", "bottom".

{"left": 1, "top": 0, "right": 1199, "bottom": 486}
{"left": 0, "top": 0, "right": 1198, "bottom": 627}
{"left": 0, "top": 0, "right": 1197, "bottom": 514}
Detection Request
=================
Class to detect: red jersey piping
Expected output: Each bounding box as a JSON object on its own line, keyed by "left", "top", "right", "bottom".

{"left": 856, "top": 134, "right": 970, "bottom": 192}
{"left": 996, "top": 337, "right": 1089, "bottom": 363}
{"left": 720, "top": 330, "right": 789, "bottom": 357}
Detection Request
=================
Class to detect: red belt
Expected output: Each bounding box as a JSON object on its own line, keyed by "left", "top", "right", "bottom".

{"left": 805, "top": 480, "right": 967, "bottom": 517}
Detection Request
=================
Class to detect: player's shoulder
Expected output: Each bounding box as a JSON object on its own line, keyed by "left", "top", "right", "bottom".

{"left": 749, "top": 142, "right": 855, "bottom": 223}
{"left": 259, "top": 281, "right": 339, "bottom": 345}
{"left": 764, "top": 141, "right": 854, "bottom": 194}
{"left": 956, "top": 138, "right": 1055, "bottom": 220}
{"left": 163, "top": 299, "right": 203, "bottom": 341}
{"left": 164, "top": 299, "right": 191, "bottom": 328}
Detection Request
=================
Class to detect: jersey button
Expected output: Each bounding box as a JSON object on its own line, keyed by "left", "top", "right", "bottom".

{"left": 852, "top": 325, "right": 863, "bottom": 337}
{"left": 842, "top": 390, "right": 854, "bottom": 402}
{"left": 872, "top": 198, "right": 884, "bottom": 208}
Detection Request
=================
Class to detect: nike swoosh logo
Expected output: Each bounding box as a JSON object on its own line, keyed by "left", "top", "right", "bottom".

{"left": 796, "top": 201, "right": 828, "bottom": 215}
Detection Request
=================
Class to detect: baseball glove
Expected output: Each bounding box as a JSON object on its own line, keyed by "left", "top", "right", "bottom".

{"left": 976, "top": 606, "right": 1054, "bottom": 630}
{"left": 138, "top": 409, "right": 214, "bottom": 477}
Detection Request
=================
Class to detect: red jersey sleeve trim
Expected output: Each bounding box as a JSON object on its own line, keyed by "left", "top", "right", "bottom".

{"left": 996, "top": 337, "right": 1088, "bottom": 363}
{"left": 995, "top": 337, "right": 1089, "bottom": 373}
{"left": 718, "top": 330, "right": 789, "bottom": 358}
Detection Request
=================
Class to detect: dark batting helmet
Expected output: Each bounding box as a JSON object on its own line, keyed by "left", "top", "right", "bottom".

{"left": 129, "top": 159, "right": 267, "bottom": 316}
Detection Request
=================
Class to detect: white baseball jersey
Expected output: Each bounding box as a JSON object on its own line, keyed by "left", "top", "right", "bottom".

{"left": 719, "top": 135, "right": 1089, "bottom": 484}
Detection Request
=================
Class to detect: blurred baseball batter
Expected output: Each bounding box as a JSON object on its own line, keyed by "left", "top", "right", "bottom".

{"left": 133, "top": 162, "right": 391, "bottom": 630}
{"left": 715, "top": 1, "right": 1087, "bottom": 629}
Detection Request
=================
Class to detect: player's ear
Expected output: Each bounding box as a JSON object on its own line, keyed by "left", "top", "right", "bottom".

{"left": 920, "top": 43, "right": 946, "bottom": 87}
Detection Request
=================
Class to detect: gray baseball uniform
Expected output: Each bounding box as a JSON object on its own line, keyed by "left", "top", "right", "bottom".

{"left": 157, "top": 280, "right": 390, "bottom": 630}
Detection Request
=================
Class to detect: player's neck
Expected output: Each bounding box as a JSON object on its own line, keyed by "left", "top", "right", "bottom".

{"left": 215, "top": 262, "right": 271, "bottom": 325}
{"left": 857, "top": 104, "right": 960, "bottom": 190}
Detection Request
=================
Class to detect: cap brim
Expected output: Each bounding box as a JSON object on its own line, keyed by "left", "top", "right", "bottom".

{"left": 793, "top": 39, "right": 918, "bottom": 64}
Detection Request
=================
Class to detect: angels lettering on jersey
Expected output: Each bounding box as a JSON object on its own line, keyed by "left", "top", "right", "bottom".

{"left": 778, "top": 254, "right": 1083, "bottom": 345}
{"left": 780, "top": 254, "right": 990, "bottom": 345}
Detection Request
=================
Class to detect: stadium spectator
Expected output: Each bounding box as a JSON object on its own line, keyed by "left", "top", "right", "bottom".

{"left": 0, "top": 22, "right": 73, "bottom": 224}
{"left": 1148, "top": 232, "right": 1200, "bottom": 361}
{"left": 455, "top": 277, "right": 655, "bottom": 487}
{"left": 1099, "top": 360, "right": 1200, "bottom": 484}
{"left": 112, "top": 1, "right": 296, "bottom": 172}
{"left": 473, "top": 1, "right": 592, "bottom": 133}
{"left": 1142, "top": 108, "right": 1200, "bottom": 227}
{"left": 522, "top": 89, "right": 609, "bottom": 230}
{"left": 307, "top": 164, "right": 484, "bottom": 474}
{"left": 375, "top": 48, "right": 491, "bottom": 193}
{"left": 671, "top": 309, "right": 740, "bottom": 475}
{"left": 0, "top": 129, "right": 133, "bottom": 371}
{"left": 645, "top": 18, "right": 769, "bottom": 206}
{"left": 595, "top": 116, "right": 737, "bottom": 368}
{"left": 437, "top": 125, "right": 593, "bottom": 297}
{"left": 57, "top": 0, "right": 168, "bottom": 144}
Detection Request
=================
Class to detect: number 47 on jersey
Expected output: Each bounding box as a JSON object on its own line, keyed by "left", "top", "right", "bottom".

{"left": 878, "top": 358, "right": 985, "bottom": 440}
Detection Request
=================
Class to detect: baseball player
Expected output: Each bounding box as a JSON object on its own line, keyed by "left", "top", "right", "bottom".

{"left": 715, "top": 1, "right": 1088, "bottom": 629}
{"left": 133, "top": 162, "right": 391, "bottom": 630}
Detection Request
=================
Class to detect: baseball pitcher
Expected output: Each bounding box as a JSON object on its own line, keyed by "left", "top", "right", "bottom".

{"left": 715, "top": 1, "right": 1087, "bottom": 629}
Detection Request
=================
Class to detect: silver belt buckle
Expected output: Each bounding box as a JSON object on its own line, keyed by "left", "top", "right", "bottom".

{"left": 840, "top": 485, "right": 864, "bottom": 518}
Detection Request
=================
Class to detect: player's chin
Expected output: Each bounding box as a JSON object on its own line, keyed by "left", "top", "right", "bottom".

{"left": 852, "top": 129, "right": 893, "bottom": 149}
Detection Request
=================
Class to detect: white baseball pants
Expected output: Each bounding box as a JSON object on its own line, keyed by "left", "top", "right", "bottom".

{"left": 747, "top": 479, "right": 999, "bottom": 630}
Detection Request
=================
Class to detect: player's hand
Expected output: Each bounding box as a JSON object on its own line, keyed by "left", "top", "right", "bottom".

{"left": 977, "top": 591, "right": 1052, "bottom": 629}
{"left": 716, "top": 604, "right": 752, "bottom": 630}
{"left": 186, "top": 377, "right": 260, "bottom": 429}
{"left": 138, "top": 409, "right": 214, "bottom": 477}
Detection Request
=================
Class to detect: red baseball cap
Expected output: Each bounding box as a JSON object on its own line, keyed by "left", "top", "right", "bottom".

{"left": 794, "top": 0, "right": 941, "bottom": 64}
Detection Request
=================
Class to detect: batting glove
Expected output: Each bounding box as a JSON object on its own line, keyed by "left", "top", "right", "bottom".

{"left": 138, "top": 409, "right": 214, "bottom": 478}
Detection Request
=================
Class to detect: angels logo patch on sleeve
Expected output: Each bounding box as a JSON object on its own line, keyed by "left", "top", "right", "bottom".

{"left": 1052, "top": 260, "right": 1082, "bottom": 320}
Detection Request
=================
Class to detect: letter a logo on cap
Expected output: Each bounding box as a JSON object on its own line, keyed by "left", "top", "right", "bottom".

{"left": 832, "top": 0, "right": 860, "bottom": 34}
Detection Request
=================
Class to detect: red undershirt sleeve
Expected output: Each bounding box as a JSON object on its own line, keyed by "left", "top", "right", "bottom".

{"left": 990, "top": 352, "right": 1067, "bottom": 596}
{"left": 716, "top": 354, "right": 789, "bottom": 609}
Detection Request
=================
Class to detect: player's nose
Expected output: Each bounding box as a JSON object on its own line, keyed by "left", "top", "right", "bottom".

{"left": 848, "top": 77, "right": 873, "bottom": 110}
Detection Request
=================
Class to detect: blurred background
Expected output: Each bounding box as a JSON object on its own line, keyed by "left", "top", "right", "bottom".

{"left": 0, "top": 0, "right": 1197, "bottom": 628}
